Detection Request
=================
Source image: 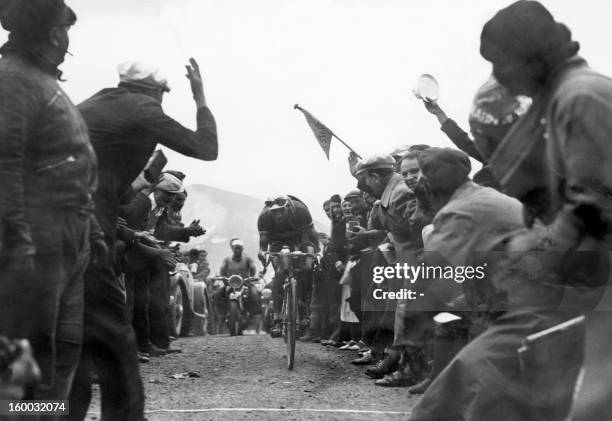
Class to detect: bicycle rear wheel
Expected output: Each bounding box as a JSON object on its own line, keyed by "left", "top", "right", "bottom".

{"left": 285, "top": 277, "right": 298, "bottom": 370}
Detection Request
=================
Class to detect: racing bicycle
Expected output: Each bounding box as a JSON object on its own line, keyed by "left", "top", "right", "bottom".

{"left": 264, "top": 245, "right": 318, "bottom": 370}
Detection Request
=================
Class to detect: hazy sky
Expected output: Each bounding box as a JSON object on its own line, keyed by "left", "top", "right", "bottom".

{"left": 3, "top": 0, "right": 610, "bottom": 222}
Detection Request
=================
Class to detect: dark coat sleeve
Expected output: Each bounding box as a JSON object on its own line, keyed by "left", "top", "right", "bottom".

{"left": 0, "top": 75, "right": 39, "bottom": 259}
{"left": 441, "top": 119, "right": 486, "bottom": 163}
{"left": 136, "top": 98, "right": 218, "bottom": 161}
{"left": 154, "top": 210, "right": 191, "bottom": 243}
{"left": 119, "top": 192, "right": 150, "bottom": 231}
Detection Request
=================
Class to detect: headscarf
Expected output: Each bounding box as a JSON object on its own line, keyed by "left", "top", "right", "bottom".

{"left": 480, "top": 1, "right": 579, "bottom": 78}
{"left": 0, "top": 0, "right": 76, "bottom": 41}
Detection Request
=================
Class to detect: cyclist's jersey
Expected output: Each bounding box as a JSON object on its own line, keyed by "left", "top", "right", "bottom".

{"left": 219, "top": 255, "right": 257, "bottom": 278}
{"left": 257, "top": 195, "right": 316, "bottom": 250}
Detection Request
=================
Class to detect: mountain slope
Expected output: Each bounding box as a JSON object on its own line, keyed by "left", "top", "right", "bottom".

{"left": 179, "top": 184, "right": 328, "bottom": 276}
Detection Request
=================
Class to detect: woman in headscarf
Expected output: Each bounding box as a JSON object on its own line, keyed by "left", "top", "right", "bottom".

{"left": 411, "top": 2, "right": 610, "bottom": 420}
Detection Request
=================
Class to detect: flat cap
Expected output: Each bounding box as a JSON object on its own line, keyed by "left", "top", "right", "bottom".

{"left": 118, "top": 61, "right": 170, "bottom": 92}
{"left": 156, "top": 173, "right": 184, "bottom": 193}
{"left": 354, "top": 153, "right": 395, "bottom": 175}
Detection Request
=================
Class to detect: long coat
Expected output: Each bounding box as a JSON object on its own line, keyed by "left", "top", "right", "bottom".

{"left": 412, "top": 58, "right": 612, "bottom": 421}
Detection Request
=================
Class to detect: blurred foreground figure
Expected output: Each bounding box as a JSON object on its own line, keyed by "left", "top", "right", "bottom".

{"left": 411, "top": 1, "right": 612, "bottom": 420}
{"left": 0, "top": 0, "right": 105, "bottom": 413}
{"left": 68, "top": 58, "right": 217, "bottom": 421}
{"left": 0, "top": 337, "right": 41, "bottom": 401}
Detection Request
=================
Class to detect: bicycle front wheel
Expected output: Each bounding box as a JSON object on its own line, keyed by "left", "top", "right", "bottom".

{"left": 285, "top": 277, "right": 298, "bottom": 370}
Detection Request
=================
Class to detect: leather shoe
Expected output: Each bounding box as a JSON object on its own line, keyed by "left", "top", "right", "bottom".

{"left": 165, "top": 347, "right": 183, "bottom": 354}
{"left": 351, "top": 350, "right": 375, "bottom": 365}
{"left": 365, "top": 349, "right": 400, "bottom": 379}
{"left": 375, "top": 369, "right": 415, "bottom": 387}
{"left": 143, "top": 344, "right": 166, "bottom": 357}
{"left": 138, "top": 353, "right": 150, "bottom": 363}
{"left": 408, "top": 377, "right": 433, "bottom": 394}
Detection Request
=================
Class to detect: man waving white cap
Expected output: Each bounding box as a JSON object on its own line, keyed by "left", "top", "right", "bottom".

{"left": 117, "top": 61, "right": 171, "bottom": 92}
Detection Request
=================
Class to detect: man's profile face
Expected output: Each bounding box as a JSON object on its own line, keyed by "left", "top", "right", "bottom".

{"left": 171, "top": 193, "right": 186, "bottom": 211}
{"left": 400, "top": 157, "right": 420, "bottom": 190}
{"left": 363, "top": 172, "right": 385, "bottom": 199}
{"left": 154, "top": 190, "right": 175, "bottom": 208}
{"left": 50, "top": 24, "right": 71, "bottom": 65}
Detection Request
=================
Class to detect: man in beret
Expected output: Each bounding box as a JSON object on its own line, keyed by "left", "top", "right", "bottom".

{"left": 0, "top": 0, "right": 109, "bottom": 408}
{"left": 409, "top": 147, "right": 526, "bottom": 416}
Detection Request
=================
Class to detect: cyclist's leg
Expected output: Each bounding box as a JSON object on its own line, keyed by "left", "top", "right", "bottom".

{"left": 272, "top": 271, "right": 284, "bottom": 318}
{"left": 270, "top": 272, "right": 285, "bottom": 337}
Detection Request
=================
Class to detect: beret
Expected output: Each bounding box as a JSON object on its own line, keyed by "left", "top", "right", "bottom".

{"left": 417, "top": 147, "right": 471, "bottom": 190}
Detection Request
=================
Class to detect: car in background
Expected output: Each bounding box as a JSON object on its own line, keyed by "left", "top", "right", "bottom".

{"left": 168, "top": 263, "right": 211, "bottom": 337}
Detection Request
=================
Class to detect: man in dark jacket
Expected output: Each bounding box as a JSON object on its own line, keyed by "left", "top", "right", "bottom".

{"left": 0, "top": 0, "right": 107, "bottom": 407}
{"left": 67, "top": 57, "right": 217, "bottom": 421}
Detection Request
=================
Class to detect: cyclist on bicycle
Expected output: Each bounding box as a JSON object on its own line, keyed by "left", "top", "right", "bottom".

{"left": 257, "top": 195, "right": 320, "bottom": 338}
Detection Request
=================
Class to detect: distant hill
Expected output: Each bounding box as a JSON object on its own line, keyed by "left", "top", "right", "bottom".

{"left": 179, "top": 184, "right": 328, "bottom": 276}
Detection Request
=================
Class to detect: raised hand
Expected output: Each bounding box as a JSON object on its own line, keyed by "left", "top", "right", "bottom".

{"left": 185, "top": 57, "right": 206, "bottom": 107}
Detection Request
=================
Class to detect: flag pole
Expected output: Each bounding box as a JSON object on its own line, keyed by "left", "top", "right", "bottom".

{"left": 330, "top": 133, "right": 361, "bottom": 159}
{"left": 293, "top": 104, "right": 362, "bottom": 159}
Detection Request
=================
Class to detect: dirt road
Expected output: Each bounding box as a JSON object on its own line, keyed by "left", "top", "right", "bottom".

{"left": 86, "top": 334, "right": 418, "bottom": 420}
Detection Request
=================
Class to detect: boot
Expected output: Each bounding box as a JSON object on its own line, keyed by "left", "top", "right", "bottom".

{"left": 375, "top": 368, "right": 415, "bottom": 387}
{"left": 375, "top": 349, "right": 416, "bottom": 387}
{"left": 408, "top": 377, "right": 433, "bottom": 394}
{"left": 365, "top": 348, "right": 401, "bottom": 379}
{"left": 142, "top": 343, "right": 166, "bottom": 357}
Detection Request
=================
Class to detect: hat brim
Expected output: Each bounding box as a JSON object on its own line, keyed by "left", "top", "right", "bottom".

{"left": 121, "top": 80, "right": 171, "bottom": 93}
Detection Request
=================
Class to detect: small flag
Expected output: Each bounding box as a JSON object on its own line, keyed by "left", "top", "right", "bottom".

{"left": 294, "top": 105, "right": 333, "bottom": 159}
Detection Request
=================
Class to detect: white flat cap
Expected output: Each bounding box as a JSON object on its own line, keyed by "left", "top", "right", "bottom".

{"left": 117, "top": 61, "right": 170, "bottom": 92}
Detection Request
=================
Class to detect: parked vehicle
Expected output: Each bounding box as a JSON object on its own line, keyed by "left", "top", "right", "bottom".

{"left": 168, "top": 263, "right": 210, "bottom": 337}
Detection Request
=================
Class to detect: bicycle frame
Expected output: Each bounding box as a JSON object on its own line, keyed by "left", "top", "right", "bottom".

{"left": 264, "top": 246, "right": 319, "bottom": 370}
